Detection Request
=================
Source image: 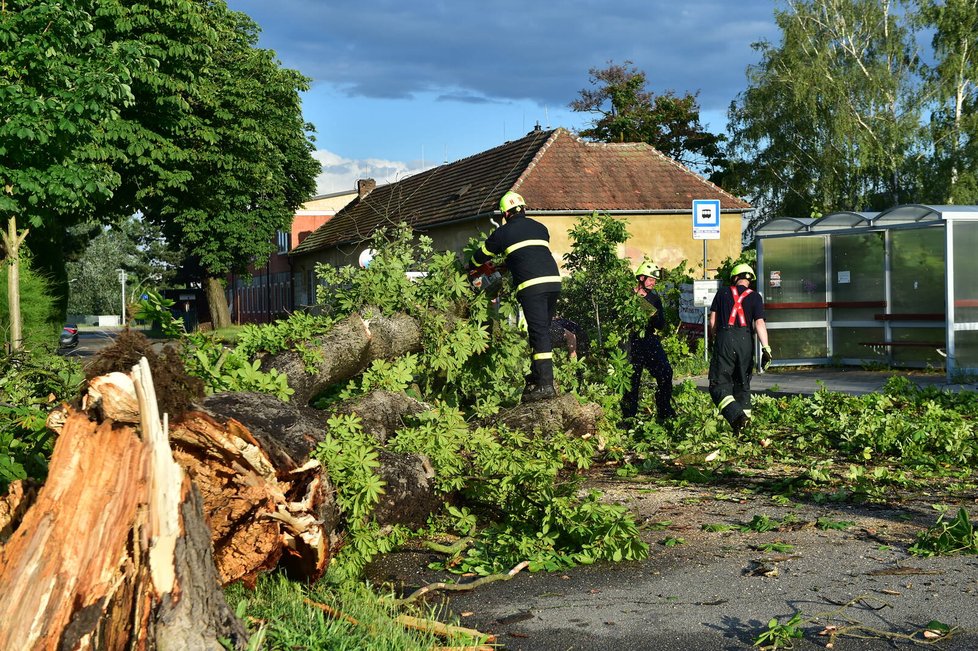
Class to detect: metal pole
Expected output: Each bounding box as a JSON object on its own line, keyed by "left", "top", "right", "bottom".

{"left": 703, "top": 240, "right": 709, "bottom": 363}
{"left": 116, "top": 269, "right": 127, "bottom": 326}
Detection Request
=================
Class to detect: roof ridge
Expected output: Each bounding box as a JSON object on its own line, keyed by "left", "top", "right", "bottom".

{"left": 512, "top": 128, "right": 565, "bottom": 193}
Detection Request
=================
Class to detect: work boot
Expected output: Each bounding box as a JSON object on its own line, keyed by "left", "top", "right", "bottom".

{"left": 522, "top": 383, "right": 557, "bottom": 403}
{"left": 521, "top": 382, "right": 537, "bottom": 402}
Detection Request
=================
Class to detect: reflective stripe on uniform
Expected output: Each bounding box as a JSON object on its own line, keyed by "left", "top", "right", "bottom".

{"left": 481, "top": 242, "right": 494, "bottom": 258}
{"left": 516, "top": 275, "right": 563, "bottom": 292}
{"left": 743, "top": 409, "right": 752, "bottom": 418}
{"left": 532, "top": 352, "right": 553, "bottom": 360}
{"left": 504, "top": 239, "right": 550, "bottom": 255}
{"left": 718, "top": 395, "right": 736, "bottom": 411}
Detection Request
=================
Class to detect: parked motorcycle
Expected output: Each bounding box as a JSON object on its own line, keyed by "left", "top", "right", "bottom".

{"left": 59, "top": 324, "right": 79, "bottom": 349}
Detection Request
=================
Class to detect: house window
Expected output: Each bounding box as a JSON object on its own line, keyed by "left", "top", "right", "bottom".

{"left": 276, "top": 230, "right": 290, "bottom": 254}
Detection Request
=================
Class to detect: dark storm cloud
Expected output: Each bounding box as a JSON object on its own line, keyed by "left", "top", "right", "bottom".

{"left": 229, "top": 0, "right": 777, "bottom": 114}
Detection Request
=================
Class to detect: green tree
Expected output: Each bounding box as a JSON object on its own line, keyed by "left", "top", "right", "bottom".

{"left": 570, "top": 60, "right": 728, "bottom": 178}
{"left": 1, "top": 1, "right": 319, "bottom": 337}
{"left": 0, "top": 252, "right": 59, "bottom": 349}
{"left": 726, "top": 0, "right": 926, "bottom": 237}
{"left": 144, "top": 7, "right": 319, "bottom": 329}
{"left": 558, "top": 212, "right": 646, "bottom": 350}
{"left": 917, "top": 0, "right": 978, "bottom": 203}
{"left": 0, "top": 0, "right": 144, "bottom": 347}
{"left": 67, "top": 216, "right": 180, "bottom": 316}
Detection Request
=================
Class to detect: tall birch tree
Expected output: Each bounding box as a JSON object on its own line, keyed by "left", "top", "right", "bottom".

{"left": 727, "top": 0, "right": 926, "bottom": 234}
{"left": 917, "top": 0, "right": 978, "bottom": 203}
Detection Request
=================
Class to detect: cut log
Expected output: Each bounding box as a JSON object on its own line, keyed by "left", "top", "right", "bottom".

{"left": 262, "top": 310, "right": 422, "bottom": 405}
{"left": 0, "top": 358, "right": 247, "bottom": 650}
{"left": 490, "top": 393, "right": 603, "bottom": 440}
{"left": 373, "top": 449, "right": 438, "bottom": 528}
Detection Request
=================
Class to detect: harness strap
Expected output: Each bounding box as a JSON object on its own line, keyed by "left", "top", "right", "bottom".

{"left": 727, "top": 287, "right": 753, "bottom": 327}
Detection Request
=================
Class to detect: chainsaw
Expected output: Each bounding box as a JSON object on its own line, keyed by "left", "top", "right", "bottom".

{"left": 468, "top": 261, "right": 503, "bottom": 297}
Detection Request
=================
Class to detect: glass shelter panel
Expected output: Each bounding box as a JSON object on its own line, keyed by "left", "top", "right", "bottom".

{"left": 952, "top": 221, "right": 978, "bottom": 371}
{"left": 833, "top": 327, "right": 883, "bottom": 359}
{"left": 774, "top": 328, "right": 828, "bottom": 359}
{"left": 890, "top": 227, "right": 945, "bottom": 315}
{"left": 762, "top": 236, "right": 827, "bottom": 308}
{"left": 830, "top": 232, "right": 884, "bottom": 320}
{"left": 761, "top": 236, "right": 827, "bottom": 361}
{"left": 890, "top": 327, "right": 945, "bottom": 365}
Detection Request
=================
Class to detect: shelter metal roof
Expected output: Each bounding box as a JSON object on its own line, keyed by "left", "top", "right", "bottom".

{"left": 872, "top": 204, "right": 978, "bottom": 224}
{"left": 810, "top": 211, "right": 877, "bottom": 230}
{"left": 755, "top": 217, "right": 814, "bottom": 235}
{"left": 758, "top": 205, "right": 978, "bottom": 238}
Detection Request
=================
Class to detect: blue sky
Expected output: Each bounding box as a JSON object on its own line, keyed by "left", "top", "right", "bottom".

{"left": 225, "top": 0, "right": 779, "bottom": 195}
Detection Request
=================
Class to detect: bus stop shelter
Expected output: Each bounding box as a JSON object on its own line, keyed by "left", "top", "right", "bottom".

{"left": 756, "top": 205, "right": 978, "bottom": 382}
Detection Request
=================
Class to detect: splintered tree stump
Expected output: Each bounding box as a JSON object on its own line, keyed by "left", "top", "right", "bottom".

{"left": 0, "top": 359, "right": 247, "bottom": 651}
{"left": 200, "top": 390, "right": 440, "bottom": 531}
{"left": 262, "top": 310, "right": 422, "bottom": 404}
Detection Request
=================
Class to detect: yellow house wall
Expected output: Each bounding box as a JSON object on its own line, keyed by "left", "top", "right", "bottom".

{"left": 301, "top": 192, "right": 357, "bottom": 212}
{"left": 543, "top": 212, "right": 743, "bottom": 275}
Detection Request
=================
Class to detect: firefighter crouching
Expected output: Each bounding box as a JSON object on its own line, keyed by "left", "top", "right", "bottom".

{"left": 470, "top": 191, "right": 562, "bottom": 403}
{"left": 708, "top": 263, "right": 773, "bottom": 434}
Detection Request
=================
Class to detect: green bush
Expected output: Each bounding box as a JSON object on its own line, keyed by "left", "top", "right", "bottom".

{"left": 0, "top": 349, "right": 83, "bottom": 490}
{"left": 1, "top": 255, "right": 61, "bottom": 349}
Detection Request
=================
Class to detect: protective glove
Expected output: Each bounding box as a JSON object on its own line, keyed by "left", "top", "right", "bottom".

{"left": 760, "top": 345, "right": 773, "bottom": 371}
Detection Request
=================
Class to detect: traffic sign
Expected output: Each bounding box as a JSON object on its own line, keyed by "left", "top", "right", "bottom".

{"left": 693, "top": 199, "right": 721, "bottom": 240}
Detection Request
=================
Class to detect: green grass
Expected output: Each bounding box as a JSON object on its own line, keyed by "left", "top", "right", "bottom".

{"left": 224, "top": 571, "right": 489, "bottom": 650}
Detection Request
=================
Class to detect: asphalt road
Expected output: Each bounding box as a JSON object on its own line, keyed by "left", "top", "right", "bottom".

{"left": 57, "top": 327, "right": 122, "bottom": 359}
{"left": 368, "top": 481, "right": 978, "bottom": 651}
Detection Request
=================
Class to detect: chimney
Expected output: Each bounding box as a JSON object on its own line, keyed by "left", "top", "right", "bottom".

{"left": 357, "top": 178, "right": 376, "bottom": 200}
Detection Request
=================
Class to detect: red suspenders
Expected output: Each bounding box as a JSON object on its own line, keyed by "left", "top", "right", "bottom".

{"left": 727, "top": 287, "right": 753, "bottom": 327}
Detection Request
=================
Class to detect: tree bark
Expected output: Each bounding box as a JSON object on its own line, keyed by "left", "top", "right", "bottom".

{"left": 262, "top": 310, "right": 422, "bottom": 405}
{"left": 205, "top": 274, "right": 231, "bottom": 330}
{"left": 0, "top": 359, "right": 247, "bottom": 650}
{"left": 488, "top": 393, "right": 604, "bottom": 441}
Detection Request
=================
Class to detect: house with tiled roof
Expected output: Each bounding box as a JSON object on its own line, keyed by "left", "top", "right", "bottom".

{"left": 289, "top": 126, "right": 751, "bottom": 307}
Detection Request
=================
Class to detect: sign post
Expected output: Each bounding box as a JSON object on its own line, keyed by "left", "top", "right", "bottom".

{"left": 692, "top": 199, "right": 721, "bottom": 361}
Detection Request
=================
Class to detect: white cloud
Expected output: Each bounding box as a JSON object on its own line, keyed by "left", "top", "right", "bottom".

{"left": 312, "top": 149, "right": 428, "bottom": 195}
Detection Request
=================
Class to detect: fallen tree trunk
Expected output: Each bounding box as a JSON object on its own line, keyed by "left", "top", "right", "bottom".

{"left": 489, "top": 393, "right": 604, "bottom": 441}
{"left": 0, "top": 359, "right": 247, "bottom": 650}
{"left": 262, "top": 310, "right": 422, "bottom": 405}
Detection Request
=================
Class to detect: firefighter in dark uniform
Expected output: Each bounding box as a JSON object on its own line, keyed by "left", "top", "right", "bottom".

{"left": 470, "top": 191, "right": 562, "bottom": 402}
{"left": 622, "top": 260, "right": 675, "bottom": 425}
{"left": 708, "top": 263, "right": 772, "bottom": 434}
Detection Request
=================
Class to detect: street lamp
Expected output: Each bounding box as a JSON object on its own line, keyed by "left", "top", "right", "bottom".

{"left": 116, "top": 269, "right": 127, "bottom": 326}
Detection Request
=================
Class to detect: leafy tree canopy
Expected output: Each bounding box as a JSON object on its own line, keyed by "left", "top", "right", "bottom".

{"left": 570, "top": 60, "right": 728, "bottom": 179}
{"left": 724, "top": 0, "right": 978, "bottom": 238}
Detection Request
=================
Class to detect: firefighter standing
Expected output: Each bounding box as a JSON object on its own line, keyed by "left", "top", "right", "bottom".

{"left": 708, "top": 263, "right": 772, "bottom": 434}
{"left": 470, "top": 191, "right": 562, "bottom": 402}
{"left": 622, "top": 260, "right": 675, "bottom": 425}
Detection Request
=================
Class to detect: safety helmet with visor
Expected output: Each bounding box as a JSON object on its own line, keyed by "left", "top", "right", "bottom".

{"left": 635, "top": 260, "right": 662, "bottom": 280}
{"left": 499, "top": 191, "right": 526, "bottom": 215}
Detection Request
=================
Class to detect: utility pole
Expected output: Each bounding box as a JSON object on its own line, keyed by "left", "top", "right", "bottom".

{"left": 116, "top": 269, "right": 127, "bottom": 326}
